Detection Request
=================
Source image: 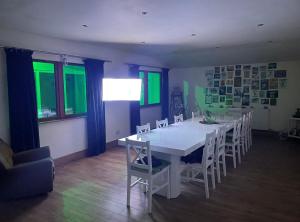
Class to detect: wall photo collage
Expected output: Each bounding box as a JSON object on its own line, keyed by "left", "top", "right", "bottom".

{"left": 205, "top": 63, "right": 287, "bottom": 107}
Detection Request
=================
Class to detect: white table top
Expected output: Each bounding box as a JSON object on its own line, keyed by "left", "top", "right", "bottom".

{"left": 118, "top": 118, "right": 235, "bottom": 157}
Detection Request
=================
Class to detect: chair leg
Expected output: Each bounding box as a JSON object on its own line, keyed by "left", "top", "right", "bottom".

{"left": 222, "top": 153, "right": 227, "bottom": 176}
{"left": 127, "top": 174, "right": 131, "bottom": 207}
{"left": 237, "top": 143, "right": 241, "bottom": 164}
{"left": 167, "top": 168, "right": 171, "bottom": 199}
{"left": 232, "top": 145, "right": 237, "bottom": 168}
{"left": 204, "top": 168, "right": 209, "bottom": 199}
{"left": 211, "top": 164, "right": 216, "bottom": 189}
{"left": 148, "top": 180, "right": 153, "bottom": 214}
{"left": 241, "top": 139, "right": 245, "bottom": 156}
{"left": 216, "top": 158, "right": 221, "bottom": 183}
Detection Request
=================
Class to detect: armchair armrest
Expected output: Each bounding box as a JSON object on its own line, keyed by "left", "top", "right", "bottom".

{"left": 13, "top": 146, "right": 51, "bottom": 165}
{"left": 0, "top": 158, "right": 54, "bottom": 200}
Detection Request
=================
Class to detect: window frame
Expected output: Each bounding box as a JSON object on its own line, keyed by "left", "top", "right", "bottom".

{"left": 139, "top": 70, "right": 161, "bottom": 108}
{"left": 33, "top": 59, "right": 87, "bottom": 122}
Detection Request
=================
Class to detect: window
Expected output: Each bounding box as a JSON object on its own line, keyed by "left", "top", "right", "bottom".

{"left": 139, "top": 71, "right": 161, "bottom": 106}
{"left": 33, "top": 61, "right": 87, "bottom": 121}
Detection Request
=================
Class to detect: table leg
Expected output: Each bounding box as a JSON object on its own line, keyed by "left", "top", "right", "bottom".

{"left": 153, "top": 152, "right": 181, "bottom": 199}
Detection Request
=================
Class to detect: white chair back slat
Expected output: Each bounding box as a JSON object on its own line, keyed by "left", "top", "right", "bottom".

{"left": 126, "top": 139, "right": 152, "bottom": 173}
{"left": 216, "top": 126, "right": 226, "bottom": 155}
{"left": 192, "top": 111, "right": 200, "bottom": 119}
{"left": 232, "top": 119, "right": 242, "bottom": 142}
{"left": 202, "top": 130, "right": 216, "bottom": 167}
{"left": 136, "top": 123, "right": 151, "bottom": 135}
{"left": 174, "top": 114, "right": 183, "bottom": 123}
{"left": 156, "top": 118, "right": 169, "bottom": 128}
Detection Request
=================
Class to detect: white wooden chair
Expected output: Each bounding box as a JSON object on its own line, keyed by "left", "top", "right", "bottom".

{"left": 137, "top": 123, "right": 151, "bottom": 135}
{"left": 248, "top": 111, "right": 253, "bottom": 148}
{"left": 215, "top": 126, "right": 227, "bottom": 183}
{"left": 156, "top": 118, "right": 168, "bottom": 128}
{"left": 240, "top": 114, "right": 248, "bottom": 156}
{"left": 126, "top": 138, "right": 170, "bottom": 214}
{"left": 192, "top": 111, "right": 200, "bottom": 119}
{"left": 174, "top": 114, "right": 183, "bottom": 123}
{"left": 182, "top": 130, "right": 216, "bottom": 199}
{"left": 225, "top": 119, "right": 242, "bottom": 168}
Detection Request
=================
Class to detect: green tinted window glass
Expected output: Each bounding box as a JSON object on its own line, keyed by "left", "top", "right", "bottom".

{"left": 63, "top": 65, "right": 87, "bottom": 115}
{"left": 148, "top": 72, "right": 160, "bottom": 104}
{"left": 139, "top": 71, "right": 145, "bottom": 106}
{"left": 33, "top": 61, "right": 57, "bottom": 119}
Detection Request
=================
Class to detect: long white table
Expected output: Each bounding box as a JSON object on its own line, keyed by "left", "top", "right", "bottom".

{"left": 118, "top": 117, "right": 235, "bottom": 198}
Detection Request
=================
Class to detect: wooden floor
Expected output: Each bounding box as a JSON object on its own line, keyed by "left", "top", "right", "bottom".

{"left": 1, "top": 134, "right": 300, "bottom": 222}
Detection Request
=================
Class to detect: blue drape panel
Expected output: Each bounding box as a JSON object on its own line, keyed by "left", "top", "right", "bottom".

{"left": 129, "top": 65, "right": 140, "bottom": 134}
{"left": 84, "top": 59, "right": 106, "bottom": 156}
{"left": 5, "top": 48, "right": 40, "bottom": 152}
{"left": 161, "top": 68, "right": 169, "bottom": 120}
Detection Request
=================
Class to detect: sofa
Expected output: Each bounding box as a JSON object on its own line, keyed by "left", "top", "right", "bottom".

{"left": 0, "top": 138, "right": 54, "bottom": 200}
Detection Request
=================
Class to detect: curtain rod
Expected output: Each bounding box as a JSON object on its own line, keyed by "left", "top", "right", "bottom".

{"left": 125, "top": 63, "right": 168, "bottom": 70}
{"left": 0, "top": 44, "right": 112, "bottom": 63}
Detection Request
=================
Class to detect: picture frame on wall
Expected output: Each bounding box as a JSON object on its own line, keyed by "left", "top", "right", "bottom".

{"left": 226, "top": 79, "right": 234, "bottom": 85}
{"left": 270, "top": 98, "right": 277, "bottom": 106}
{"left": 214, "top": 73, "right": 220, "bottom": 79}
{"left": 260, "top": 71, "right": 267, "bottom": 79}
{"left": 235, "top": 65, "right": 242, "bottom": 70}
{"left": 243, "top": 86, "right": 250, "bottom": 94}
{"left": 210, "top": 88, "right": 218, "bottom": 94}
{"left": 259, "top": 65, "right": 267, "bottom": 72}
{"left": 261, "top": 79, "right": 269, "bottom": 90}
{"left": 205, "top": 95, "right": 212, "bottom": 104}
{"left": 242, "top": 95, "right": 250, "bottom": 106}
{"left": 235, "top": 70, "right": 242, "bottom": 76}
{"left": 274, "top": 70, "right": 287, "bottom": 78}
{"left": 226, "top": 86, "right": 233, "bottom": 94}
{"left": 267, "top": 90, "right": 278, "bottom": 98}
{"left": 243, "top": 65, "right": 251, "bottom": 70}
{"left": 220, "top": 96, "right": 226, "bottom": 103}
{"left": 234, "top": 87, "right": 242, "bottom": 97}
{"left": 259, "top": 91, "right": 266, "bottom": 98}
{"left": 267, "top": 70, "right": 274, "bottom": 78}
{"left": 243, "top": 79, "right": 252, "bottom": 85}
{"left": 243, "top": 70, "right": 250, "bottom": 78}
{"left": 219, "top": 86, "right": 226, "bottom": 95}
{"left": 227, "top": 71, "right": 234, "bottom": 79}
{"left": 215, "top": 67, "right": 220, "bottom": 74}
{"left": 233, "top": 97, "right": 241, "bottom": 103}
{"left": 214, "top": 80, "right": 220, "bottom": 87}
{"left": 269, "top": 78, "right": 278, "bottom": 90}
{"left": 268, "top": 62, "right": 277, "bottom": 69}
{"left": 278, "top": 79, "right": 287, "bottom": 89}
{"left": 251, "top": 80, "right": 260, "bottom": 90}
{"left": 234, "top": 77, "right": 242, "bottom": 87}
{"left": 252, "top": 90, "right": 259, "bottom": 97}
{"left": 251, "top": 98, "right": 259, "bottom": 103}
{"left": 226, "top": 99, "right": 233, "bottom": 106}
{"left": 227, "top": 65, "right": 234, "bottom": 72}
{"left": 252, "top": 67, "right": 259, "bottom": 74}
{"left": 261, "top": 98, "right": 269, "bottom": 105}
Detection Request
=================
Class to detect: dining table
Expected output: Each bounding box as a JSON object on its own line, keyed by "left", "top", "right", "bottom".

{"left": 118, "top": 116, "right": 239, "bottom": 198}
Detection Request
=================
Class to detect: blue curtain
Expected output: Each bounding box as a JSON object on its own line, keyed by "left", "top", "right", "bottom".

{"left": 161, "top": 68, "right": 169, "bottom": 120}
{"left": 84, "top": 59, "right": 106, "bottom": 156}
{"left": 5, "top": 48, "right": 40, "bottom": 152}
{"left": 129, "top": 64, "right": 140, "bottom": 134}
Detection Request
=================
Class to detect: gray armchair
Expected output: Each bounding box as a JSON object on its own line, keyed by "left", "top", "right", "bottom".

{"left": 0, "top": 140, "right": 54, "bottom": 200}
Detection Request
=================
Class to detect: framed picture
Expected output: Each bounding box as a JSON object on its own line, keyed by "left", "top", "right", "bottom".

{"left": 227, "top": 71, "right": 234, "bottom": 79}
{"left": 243, "top": 70, "right": 250, "bottom": 78}
{"left": 260, "top": 79, "right": 269, "bottom": 90}
{"left": 251, "top": 80, "right": 260, "bottom": 90}
{"left": 270, "top": 98, "right": 277, "bottom": 106}
{"left": 260, "top": 71, "right": 267, "bottom": 79}
{"left": 252, "top": 72, "right": 259, "bottom": 80}
{"left": 234, "top": 87, "right": 242, "bottom": 97}
{"left": 220, "top": 96, "right": 226, "bottom": 103}
{"left": 268, "top": 63, "right": 277, "bottom": 69}
{"left": 210, "top": 88, "right": 218, "bottom": 94}
{"left": 261, "top": 98, "right": 269, "bottom": 105}
{"left": 220, "top": 80, "right": 226, "bottom": 86}
{"left": 226, "top": 86, "right": 233, "bottom": 94}
{"left": 274, "top": 70, "right": 287, "bottom": 78}
{"left": 252, "top": 90, "right": 259, "bottom": 97}
{"left": 243, "top": 78, "right": 252, "bottom": 85}
{"left": 267, "top": 70, "right": 273, "bottom": 78}
{"left": 251, "top": 98, "right": 259, "bottom": 103}
{"left": 243, "top": 65, "right": 251, "bottom": 70}
{"left": 219, "top": 86, "right": 226, "bottom": 95}
{"left": 215, "top": 67, "right": 220, "bottom": 74}
{"left": 267, "top": 90, "right": 278, "bottom": 98}
{"left": 233, "top": 97, "right": 241, "bottom": 103}
{"left": 214, "top": 73, "right": 220, "bottom": 79}
{"left": 212, "top": 95, "right": 219, "bottom": 103}
{"left": 259, "top": 65, "right": 267, "bottom": 72}
{"left": 235, "top": 65, "right": 242, "bottom": 70}
{"left": 235, "top": 70, "right": 242, "bottom": 76}
{"left": 269, "top": 78, "right": 278, "bottom": 89}
{"left": 259, "top": 91, "right": 266, "bottom": 98}
{"left": 252, "top": 67, "right": 259, "bottom": 74}
{"left": 214, "top": 80, "right": 220, "bottom": 87}
{"left": 226, "top": 94, "right": 233, "bottom": 100}
{"left": 278, "top": 79, "right": 287, "bottom": 89}
{"left": 208, "top": 80, "right": 214, "bottom": 87}
{"left": 205, "top": 95, "right": 212, "bottom": 104}
{"left": 243, "top": 86, "right": 250, "bottom": 94}
{"left": 242, "top": 95, "right": 250, "bottom": 106}
{"left": 227, "top": 65, "right": 234, "bottom": 72}
{"left": 234, "top": 77, "right": 242, "bottom": 87}
{"left": 221, "top": 72, "right": 227, "bottom": 79}
{"left": 226, "top": 99, "right": 233, "bottom": 106}
{"left": 221, "top": 66, "right": 225, "bottom": 72}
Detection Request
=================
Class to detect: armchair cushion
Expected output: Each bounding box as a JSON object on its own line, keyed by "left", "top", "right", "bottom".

{"left": 13, "top": 146, "right": 51, "bottom": 165}
{"left": 0, "top": 139, "right": 13, "bottom": 169}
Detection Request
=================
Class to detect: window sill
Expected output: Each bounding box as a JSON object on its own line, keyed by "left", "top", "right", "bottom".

{"left": 140, "top": 104, "right": 161, "bottom": 109}
{"left": 39, "top": 115, "right": 87, "bottom": 124}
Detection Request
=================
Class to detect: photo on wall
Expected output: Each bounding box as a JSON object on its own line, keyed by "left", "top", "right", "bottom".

{"left": 278, "top": 79, "right": 287, "bottom": 89}
{"left": 234, "top": 97, "right": 241, "bottom": 103}
{"left": 235, "top": 70, "right": 242, "bottom": 76}
{"left": 226, "top": 79, "right": 234, "bottom": 85}
{"left": 251, "top": 98, "right": 259, "bottom": 103}
{"left": 212, "top": 95, "right": 219, "bottom": 103}
{"left": 226, "top": 86, "right": 233, "bottom": 94}
{"left": 259, "top": 91, "right": 266, "bottom": 98}
{"left": 243, "top": 79, "right": 252, "bottom": 85}
{"left": 274, "top": 70, "right": 287, "bottom": 78}
{"left": 270, "top": 98, "right": 277, "bottom": 106}
{"left": 234, "top": 77, "right": 242, "bottom": 87}
{"left": 267, "top": 70, "right": 273, "bottom": 78}
{"left": 260, "top": 71, "right": 267, "bottom": 79}
{"left": 234, "top": 87, "right": 242, "bottom": 97}
{"left": 267, "top": 90, "right": 278, "bottom": 98}
{"left": 252, "top": 90, "right": 259, "bottom": 97}
{"left": 243, "top": 86, "right": 250, "bottom": 94}
{"left": 219, "top": 86, "right": 226, "bottom": 95}
{"left": 227, "top": 71, "right": 234, "bottom": 79}
{"left": 220, "top": 96, "right": 226, "bottom": 103}
{"left": 215, "top": 67, "right": 220, "bottom": 74}
{"left": 259, "top": 65, "right": 267, "bottom": 72}
{"left": 261, "top": 98, "right": 269, "bottom": 105}
{"left": 261, "top": 79, "right": 269, "bottom": 90}
{"left": 214, "top": 73, "right": 221, "bottom": 79}
{"left": 242, "top": 95, "right": 250, "bottom": 106}
{"left": 269, "top": 78, "right": 278, "bottom": 90}
{"left": 252, "top": 67, "right": 259, "bottom": 74}
{"left": 221, "top": 66, "right": 225, "bottom": 72}
{"left": 251, "top": 80, "right": 260, "bottom": 90}
{"left": 220, "top": 80, "right": 226, "bottom": 86}
{"left": 227, "top": 65, "right": 234, "bottom": 71}
{"left": 205, "top": 95, "right": 212, "bottom": 104}
{"left": 243, "top": 65, "right": 251, "bottom": 70}
{"left": 214, "top": 80, "right": 220, "bottom": 87}
{"left": 226, "top": 99, "right": 233, "bottom": 106}
{"left": 243, "top": 70, "right": 251, "bottom": 78}
{"left": 210, "top": 88, "right": 218, "bottom": 94}
{"left": 268, "top": 63, "right": 277, "bottom": 69}
{"left": 235, "top": 65, "right": 242, "bottom": 70}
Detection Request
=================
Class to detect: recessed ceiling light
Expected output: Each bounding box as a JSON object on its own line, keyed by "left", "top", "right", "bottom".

{"left": 82, "top": 24, "right": 88, "bottom": 28}
{"left": 257, "top": 23, "right": 264, "bottom": 27}
{"left": 142, "top": 11, "right": 148, "bottom": 15}
{"left": 191, "top": 34, "right": 196, "bottom": 36}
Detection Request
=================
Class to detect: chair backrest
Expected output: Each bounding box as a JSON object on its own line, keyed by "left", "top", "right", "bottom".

{"left": 156, "top": 118, "right": 168, "bottom": 128}
{"left": 192, "top": 111, "right": 200, "bottom": 119}
{"left": 216, "top": 126, "right": 226, "bottom": 156}
{"left": 126, "top": 138, "right": 152, "bottom": 174}
{"left": 241, "top": 114, "right": 247, "bottom": 137}
{"left": 136, "top": 123, "right": 151, "bottom": 135}
{"left": 174, "top": 114, "right": 183, "bottom": 123}
{"left": 202, "top": 130, "right": 216, "bottom": 167}
{"left": 232, "top": 119, "right": 242, "bottom": 142}
{"left": 248, "top": 111, "right": 253, "bottom": 128}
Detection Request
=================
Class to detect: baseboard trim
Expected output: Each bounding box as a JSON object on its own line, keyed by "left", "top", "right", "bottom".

{"left": 54, "top": 139, "right": 120, "bottom": 166}
{"left": 253, "top": 129, "right": 279, "bottom": 137}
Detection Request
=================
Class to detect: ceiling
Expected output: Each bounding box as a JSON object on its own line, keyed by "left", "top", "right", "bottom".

{"left": 1, "top": 0, "right": 300, "bottom": 67}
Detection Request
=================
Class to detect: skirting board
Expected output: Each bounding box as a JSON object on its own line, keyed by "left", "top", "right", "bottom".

{"left": 54, "top": 139, "right": 119, "bottom": 166}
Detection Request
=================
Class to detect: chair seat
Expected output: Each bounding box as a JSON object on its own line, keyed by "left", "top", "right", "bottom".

{"left": 131, "top": 159, "right": 170, "bottom": 175}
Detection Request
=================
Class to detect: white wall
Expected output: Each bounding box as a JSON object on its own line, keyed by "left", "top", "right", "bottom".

{"left": 0, "top": 28, "right": 163, "bottom": 159}
{"left": 169, "top": 60, "right": 300, "bottom": 132}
